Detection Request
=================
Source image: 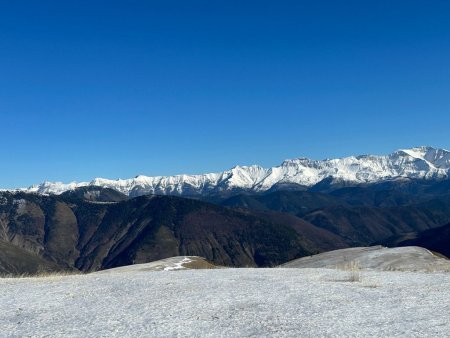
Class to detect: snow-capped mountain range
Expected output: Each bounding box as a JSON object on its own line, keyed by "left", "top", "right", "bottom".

{"left": 21, "top": 146, "right": 450, "bottom": 197}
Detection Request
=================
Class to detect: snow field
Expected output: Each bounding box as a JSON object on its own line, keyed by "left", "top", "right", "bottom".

{"left": 1, "top": 268, "right": 449, "bottom": 337}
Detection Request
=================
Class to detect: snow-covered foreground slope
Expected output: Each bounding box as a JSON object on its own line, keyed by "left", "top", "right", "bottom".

{"left": 1, "top": 268, "right": 450, "bottom": 337}
{"left": 282, "top": 246, "right": 450, "bottom": 271}
{"left": 22, "top": 146, "right": 450, "bottom": 196}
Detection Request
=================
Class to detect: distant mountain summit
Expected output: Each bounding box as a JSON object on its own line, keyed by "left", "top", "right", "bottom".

{"left": 23, "top": 146, "right": 450, "bottom": 197}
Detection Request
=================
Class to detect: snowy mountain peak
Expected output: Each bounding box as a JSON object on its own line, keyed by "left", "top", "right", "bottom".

{"left": 19, "top": 146, "right": 450, "bottom": 197}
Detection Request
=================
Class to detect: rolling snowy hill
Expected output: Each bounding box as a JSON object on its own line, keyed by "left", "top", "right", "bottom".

{"left": 282, "top": 246, "right": 450, "bottom": 271}
{"left": 22, "top": 146, "right": 450, "bottom": 197}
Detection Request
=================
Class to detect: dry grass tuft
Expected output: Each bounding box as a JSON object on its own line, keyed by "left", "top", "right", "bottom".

{"left": 1, "top": 270, "right": 82, "bottom": 279}
{"left": 332, "top": 260, "right": 362, "bottom": 282}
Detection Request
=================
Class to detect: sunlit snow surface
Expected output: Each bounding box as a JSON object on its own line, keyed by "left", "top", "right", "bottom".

{"left": 282, "top": 246, "right": 450, "bottom": 271}
{"left": 1, "top": 268, "right": 450, "bottom": 337}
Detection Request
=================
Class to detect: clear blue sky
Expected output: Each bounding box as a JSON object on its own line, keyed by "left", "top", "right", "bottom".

{"left": 1, "top": 1, "right": 449, "bottom": 188}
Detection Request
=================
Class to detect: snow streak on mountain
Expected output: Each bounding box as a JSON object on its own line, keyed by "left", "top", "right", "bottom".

{"left": 24, "top": 146, "right": 450, "bottom": 197}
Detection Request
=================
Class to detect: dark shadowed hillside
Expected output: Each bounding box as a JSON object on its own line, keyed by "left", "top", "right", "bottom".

{"left": 300, "top": 198, "right": 450, "bottom": 247}
{"left": 0, "top": 240, "right": 60, "bottom": 275}
{"left": 220, "top": 190, "right": 347, "bottom": 216}
{"left": 218, "top": 183, "right": 450, "bottom": 248}
{"left": 0, "top": 190, "right": 332, "bottom": 274}
{"left": 385, "top": 222, "right": 450, "bottom": 258}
